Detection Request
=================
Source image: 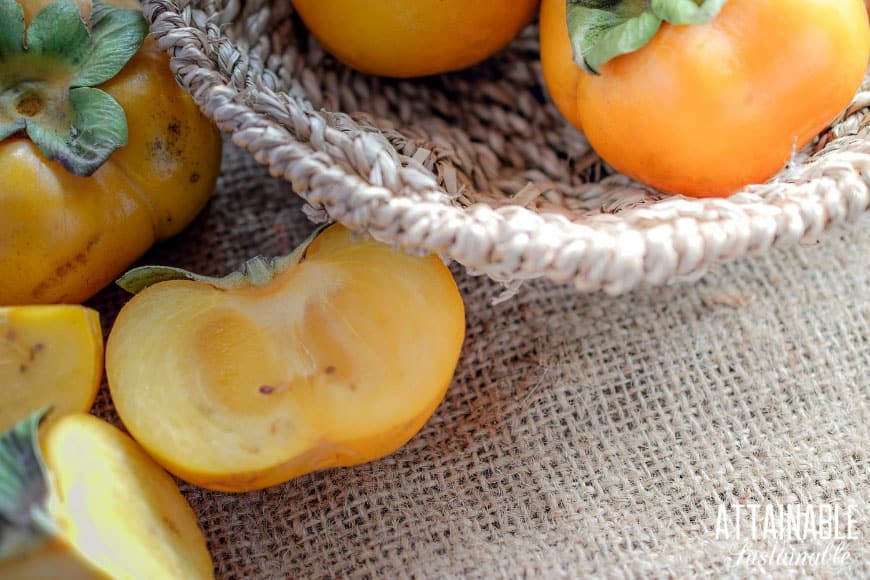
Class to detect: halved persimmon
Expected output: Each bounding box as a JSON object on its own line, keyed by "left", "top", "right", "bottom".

{"left": 106, "top": 224, "right": 466, "bottom": 491}
{"left": 0, "top": 411, "right": 214, "bottom": 579}
{"left": 0, "top": 306, "right": 103, "bottom": 433}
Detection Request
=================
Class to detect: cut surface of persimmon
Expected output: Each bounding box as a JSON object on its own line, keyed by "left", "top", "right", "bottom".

{"left": 106, "top": 224, "right": 466, "bottom": 492}
{"left": 0, "top": 306, "right": 103, "bottom": 433}
{"left": 0, "top": 411, "right": 214, "bottom": 579}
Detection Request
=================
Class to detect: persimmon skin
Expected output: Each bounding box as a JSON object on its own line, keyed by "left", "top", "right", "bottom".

{"left": 0, "top": 0, "right": 221, "bottom": 305}
{"left": 540, "top": 0, "right": 870, "bottom": 197}
{"left": 540, "top": 0, "right": 583, "bottom": 131}
{"left": 291, "top": 0, "right": 539, "bottom": 78}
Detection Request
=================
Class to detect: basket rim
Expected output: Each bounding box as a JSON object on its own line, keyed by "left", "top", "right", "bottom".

{"left": 142, "top": 0, "right": 870, "bottom": 294}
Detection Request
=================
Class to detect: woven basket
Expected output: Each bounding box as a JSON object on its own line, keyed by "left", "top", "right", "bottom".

{"left": 143, "top": 0, "right": 870, "bottom": 295}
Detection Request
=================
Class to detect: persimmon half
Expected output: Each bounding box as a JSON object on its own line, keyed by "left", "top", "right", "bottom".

{"left": 0, "top": 305, "right": 102, "bottom": 434}
{"left": 106, "top": 224, "right": 466, "bottom": 492}
{"left": 0, "top": 411, "right": 213, "bottom": 579}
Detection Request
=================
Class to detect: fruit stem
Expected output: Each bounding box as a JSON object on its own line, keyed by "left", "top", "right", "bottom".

{"left": 567, "top": 0, "right": 727, "bottom": 74}
{"left": 243, "top": 257, "right": 275, "bottom": 287}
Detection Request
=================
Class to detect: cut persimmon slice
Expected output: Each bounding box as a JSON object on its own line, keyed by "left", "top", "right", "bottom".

{"left": 0, "top": 411, "right": 214, "bottom": 579}
{"left": 106, "top": 224, "right": 465, "bottom": 491}
{"left": 0, "top": 306, "right": 103, "bottom": 433}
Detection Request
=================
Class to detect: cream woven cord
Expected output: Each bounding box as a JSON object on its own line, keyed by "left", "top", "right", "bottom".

{"left": 143, "top": 0, "right": 869, "bottom": 294}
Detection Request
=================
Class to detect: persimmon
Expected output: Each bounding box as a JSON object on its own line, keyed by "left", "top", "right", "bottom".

{"left": 106, "top": 225, "right": 466, "bottom": 492}
{"left": 541, "top": 0, "right": 870, "bottom": 197}
{"left": 0, "top": 305, "right": 102, "bottom": 434}
{"left": 0, "top": 411, "right": 213, "bottom": 578}
{"left": 290, "top": 0, "right": 539, "bottom": 77}
{"left": 0, "top": 0, "right": 221, "bottom": 305}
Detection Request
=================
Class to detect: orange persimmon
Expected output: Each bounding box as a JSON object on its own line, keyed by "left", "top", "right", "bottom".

{"left": 541, "top": 0, "right": 870, "bottom": 197}
{"left": 291, "top": 0, "right": 539, "bottom": 77}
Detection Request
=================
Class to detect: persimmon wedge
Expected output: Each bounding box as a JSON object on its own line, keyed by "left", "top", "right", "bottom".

{"left": 106, "top": 224, "right": 466, "bottom": 492}
{"left": 0, "top": 411, "right": 214, "bottom": 579}
{"left": 0, "top": 306, "right": 103, "bottom": 433}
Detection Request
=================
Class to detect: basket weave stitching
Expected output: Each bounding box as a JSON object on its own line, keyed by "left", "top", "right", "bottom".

{"left": 143, "top": 0, "right": 870, "bottom": 294}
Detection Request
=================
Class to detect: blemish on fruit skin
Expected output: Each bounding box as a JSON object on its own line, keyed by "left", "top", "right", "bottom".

{"left": 258, "top": 385, "right": 275, "bottom": 395}
{"left": 31, "top": 236, "right": 101, "bottom": 299}
{"left": 324, "top": 365, "right": 336, "bottom": 375}
{"left": 161, "top": 515, "right": 181, "bottom": 536}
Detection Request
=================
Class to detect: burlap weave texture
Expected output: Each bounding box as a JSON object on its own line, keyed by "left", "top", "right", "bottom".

{"left": 89, "top": 142, "right": 869, "bottom": 579}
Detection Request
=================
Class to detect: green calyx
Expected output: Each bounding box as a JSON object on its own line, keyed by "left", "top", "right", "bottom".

{"left": 116, "top": 225, "right": 329, "bottom": 294}
{"left": 0, "top": 0, "right": 148, "bottom": 176}
{"left": 567, "top": 0, "right": 727, "bottom": 74}
{"left": 0, "top": 409, "right": 56, "bottom": 562}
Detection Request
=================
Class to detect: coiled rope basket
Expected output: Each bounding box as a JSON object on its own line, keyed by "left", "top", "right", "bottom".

{"left": 143, "top": 0, "right": 870, "bottom": 295}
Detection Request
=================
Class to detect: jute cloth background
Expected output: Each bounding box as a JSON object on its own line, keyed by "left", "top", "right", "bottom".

{"left": 89, "top": 142, "right": 868, "bottom": 578}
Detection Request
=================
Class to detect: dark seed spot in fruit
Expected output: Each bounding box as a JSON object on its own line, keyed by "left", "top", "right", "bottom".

{"left": 189, "top": 173, "right": 200, "bottom": 183}
{"left": 258, "top": 385, "right": 275, "bottom": 395}
{"left": 19, "top": 363, "right": 27, "bottom": 374}
{"left": 324, "top": 365, "right": 336, "bottom": 375}
{"left": 28, "top": 343, "right": 44, "bottom": 362}
{"left": 167, "top": 122, "right": 181, "bottom": 137}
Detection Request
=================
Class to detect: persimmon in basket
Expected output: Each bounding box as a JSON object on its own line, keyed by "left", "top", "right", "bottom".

{"left": 291, "top": 0, "right": 539, "bottom": 77}
{"left": 541, "top": 0, "right": 870, "bottom": 198}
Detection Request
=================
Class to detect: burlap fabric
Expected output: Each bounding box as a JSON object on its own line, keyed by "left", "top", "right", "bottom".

{"left": 88, "top": 141, "right": 868, "bottom": 579}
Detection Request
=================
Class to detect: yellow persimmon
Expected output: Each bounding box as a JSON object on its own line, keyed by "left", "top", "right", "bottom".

{"left": 0, "top": 0, "right": 221, "bottom": 305}
{"left": 0, "top": 411, "right": 214, "bottom": 579}
{"left": 106, "top": 224, "right": 466, "bottom": 492}
{"left": 0, "top": 305, "right": 102, "bottom": 434}
{"left": 541, "top": 0, "right": 870, "bottom": 197}
{"left": 290, "top": 0, "right": 540, "bottom": 77}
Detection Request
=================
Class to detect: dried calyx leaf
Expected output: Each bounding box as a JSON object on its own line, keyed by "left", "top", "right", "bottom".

{"left": 567, "top": 0, "right": 727, "bottom": 74}
{"left": 0, "top": 409, "right": 56, "bottom": 562}
{"left": 116, "top": 225, "right": 329, "bottom": 294}
{"left": 0, "top": 0, "right": 148, "bottom": 176}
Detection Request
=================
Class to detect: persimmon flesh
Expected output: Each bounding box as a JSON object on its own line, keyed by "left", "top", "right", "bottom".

{"left": 0, "top": 305, "right": 102, "bottom": 434}
{"left": 106, "top": 225, "right": 466, "bottom": 492}
{"left": 0, "top": 412, "right": 214, "bottom": 579}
